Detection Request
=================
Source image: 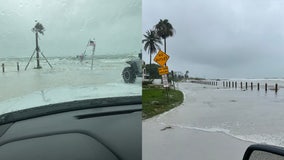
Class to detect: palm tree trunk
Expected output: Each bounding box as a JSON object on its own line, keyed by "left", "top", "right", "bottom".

{"left": 164, "top": 38, "right": 166, "bottom": 54}
{"left": 35, "top": 32, "right": 41, "bottom": 69}
{"left": 149, "top": 53, "right": 152, "bottom": 78}
{"left": 149, "top": 52, "right": 152, "bottom": 66}
{"left": 164, "top": 38, "right": 167, "bottom": 66}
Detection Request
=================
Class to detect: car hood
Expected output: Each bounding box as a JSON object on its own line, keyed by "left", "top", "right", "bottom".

{"left": 0, "top": 82, "right": 141, "bottom": 117}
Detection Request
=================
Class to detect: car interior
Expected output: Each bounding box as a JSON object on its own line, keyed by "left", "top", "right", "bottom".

{"left": 0, "top": 96, "right": 141, "bottom": 160}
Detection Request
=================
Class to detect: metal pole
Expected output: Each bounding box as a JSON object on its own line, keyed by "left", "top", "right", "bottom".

{"left": 40, "top": 52, "right": 53, "bottom": 69}
{"left": 172, "top": 70, "right": 175, "bottom": 90}
{"left": 91, "top": 45, "right": 95, "bottom": 70}
{"left": 25, "top": 49, "right": 36, "bottom": 70}
{"left": 82, "top": 40, "right": 89, "bottom": 58}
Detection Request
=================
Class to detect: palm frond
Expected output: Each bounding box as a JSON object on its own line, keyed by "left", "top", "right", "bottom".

{"left": 32, "top": 22, "right": 45, "bottom": 35}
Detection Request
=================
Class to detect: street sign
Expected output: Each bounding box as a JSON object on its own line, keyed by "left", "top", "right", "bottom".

{"left": 154, "top": 50, "right": 170, "bottom": 66}
{"left": 162, "top": 74, "right": 169, "bottom": 87}
{"left": 158, "top": 66, "right": 169, "bottom": 75}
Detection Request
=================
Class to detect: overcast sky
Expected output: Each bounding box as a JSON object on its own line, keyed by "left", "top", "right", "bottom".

{"left": 143, "top": 0, "right": 284, "bottom": 79}
{"left": 0, "top": 0, "right": 141, "bottom": 58}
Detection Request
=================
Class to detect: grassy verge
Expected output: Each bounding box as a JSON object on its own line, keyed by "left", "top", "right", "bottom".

{"left": 142, "top": 85, "right": 184, "bottom": 119}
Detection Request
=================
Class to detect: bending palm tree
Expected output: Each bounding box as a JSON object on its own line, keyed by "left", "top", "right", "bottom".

{"left": 25, "top": 21, "right": 52, "bottom": 70}
{"left": 155, "top": 19, "right": 175, "bottom": 54}
{"left": 33, "top": 22, "right": 45, "bottom": 69}
{"left": 142, "top": 30, "right": 162, "bottom": 78}
{"left": 142, "top": 30, "right": 162, "bottom": 66}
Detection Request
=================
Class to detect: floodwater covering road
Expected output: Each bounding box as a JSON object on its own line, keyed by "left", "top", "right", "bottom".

{"left": 142, "top": 81, "right": 284, "bottom": 160}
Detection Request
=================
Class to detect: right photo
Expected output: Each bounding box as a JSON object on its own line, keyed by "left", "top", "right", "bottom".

{"left": 142, "top": 1, "right": 284, "bottom": 160}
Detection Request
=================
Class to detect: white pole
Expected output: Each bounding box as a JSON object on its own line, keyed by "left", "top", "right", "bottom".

{"left": 91, "top": 44, "right": 95, "bottom": 70}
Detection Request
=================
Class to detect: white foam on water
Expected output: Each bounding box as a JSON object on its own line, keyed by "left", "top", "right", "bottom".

{"left": 155, "top": 82, "right": 284, "bottom": 147}
{"left": 0, "top": 55, "right": 141, "bottom": 115}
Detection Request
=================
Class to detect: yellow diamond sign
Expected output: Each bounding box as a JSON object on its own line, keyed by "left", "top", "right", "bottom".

{"left": 158, "top": 66, "right": 169, "bottom": 75}
{"left": 154, "top": 50, "right": 170, "bottom": 66}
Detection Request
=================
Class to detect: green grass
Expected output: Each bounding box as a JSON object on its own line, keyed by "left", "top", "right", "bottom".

{"left": 142, "top": 85, "right": 184, "bottom": 119}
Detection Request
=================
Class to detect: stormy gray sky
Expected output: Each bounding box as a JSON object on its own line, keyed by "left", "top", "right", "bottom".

{"left": 0, "top": 0, "right": 141, "bottom": 58}
{"left": 142, "top": 0, "right": 284, "bottom": 79}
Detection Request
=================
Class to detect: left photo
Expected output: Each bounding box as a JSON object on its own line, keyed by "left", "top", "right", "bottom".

{"left": 0, "top": 0, "right": 142, "bottom": 159}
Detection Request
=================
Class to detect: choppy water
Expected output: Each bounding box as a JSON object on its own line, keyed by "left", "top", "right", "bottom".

{"left": 0, "top": 55, "right": 141, "bottom": 102}
{"left": 156, "top": 81, "right": 284, "bottom": 147}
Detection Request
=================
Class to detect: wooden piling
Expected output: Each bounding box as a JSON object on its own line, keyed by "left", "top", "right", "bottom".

{"left": 229, "top": 81, "right": 231, "bottom": 88}
{"left": 265, "top": 83, "right": 268, "bottom": 92}
{"left": 275, "top": 83, "right": 278, "bottom": 93}
{"left": 257, "top": 83, "right": 260, "bottom": 91}
{"left": 226, "top": 81, "right": 228, "bottom": 87}
{"left": 232, "top": 82, "right": 234, "bottom": 88}
{"left": 17, "top": 62, "right": 19, "bottom": 71}
{"left": 251, "top": 82, "right": 253, "bottom": 90}
{"left": 240, "top": 82, "right": 243, "bottom": 89}
{"left": 223, "top": 81, "right": 225, "bottom": 87}
{"left": 246, "top": 82, "right": 248, "bottom": 90}
{"left": 235, "top": 82, "right": 237, "bottom": 88}
{"left": 1, "top": 63, "right": 4, "bottom": 73}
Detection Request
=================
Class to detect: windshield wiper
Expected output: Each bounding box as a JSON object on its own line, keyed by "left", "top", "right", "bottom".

{"left": 0, "top": 96, "right": 141, "bottom": 125}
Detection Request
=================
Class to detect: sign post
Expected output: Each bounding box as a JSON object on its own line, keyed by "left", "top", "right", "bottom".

{"left": 162, "top": 74, "right": 169, "bottom": 87}
{"left": 154, "top": 50, "right": 170, "bottom": 102}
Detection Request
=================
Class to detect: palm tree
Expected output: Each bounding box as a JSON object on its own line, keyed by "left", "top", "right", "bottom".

{"left": 32, "top": 22, "right": 45, "bottom": 69}
{"left": 185, "top": 70, "right": 189, "bottom": 79}
{"left": 155, "top": 19, "right": 175, "bottom": 54}
{"left": 142, "top": 29, "right": 162, "bottom": 66}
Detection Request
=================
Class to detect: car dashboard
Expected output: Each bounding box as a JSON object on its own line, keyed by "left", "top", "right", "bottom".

{"left": 0, "top": 96, "right": 141, "bottom": 160}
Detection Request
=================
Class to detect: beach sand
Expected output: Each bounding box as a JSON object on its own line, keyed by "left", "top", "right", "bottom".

{"left": 143, "top": 82, "right": 259, "bottom": 160}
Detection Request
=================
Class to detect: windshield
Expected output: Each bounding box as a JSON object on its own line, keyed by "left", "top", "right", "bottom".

{"left": 0, "top": 0, "right": 141, "bottom": 116}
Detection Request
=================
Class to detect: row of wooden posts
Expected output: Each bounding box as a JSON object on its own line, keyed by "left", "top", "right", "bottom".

{"left": 191, "top": 80, "right": 279, "bottom": 93}
{"left": 1, "top": 63, "right": 20, "bottom": 73}
{"left": 191, "top": 80, "right": 218, "bottom": 86}
{"left": 223, "top": 81, "right": 279, "bottom": 93}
